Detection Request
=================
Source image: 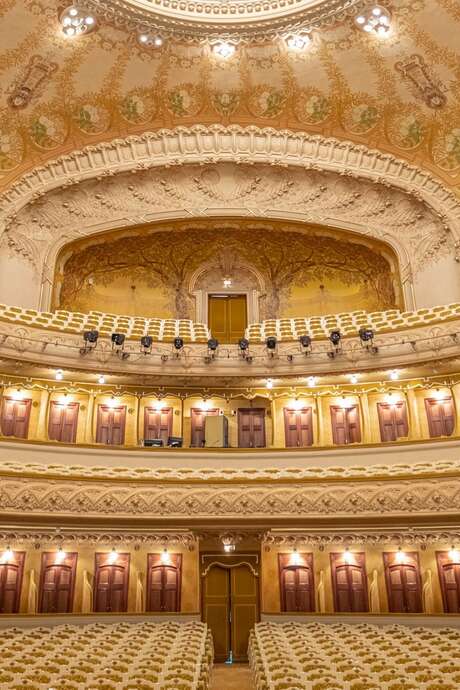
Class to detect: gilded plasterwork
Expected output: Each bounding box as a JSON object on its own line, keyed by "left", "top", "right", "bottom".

{"left": 54, "top": 221, "right": 399, "bottom": 319}
{"left": 0, "top": 0, "right": 459, "bottom": 192}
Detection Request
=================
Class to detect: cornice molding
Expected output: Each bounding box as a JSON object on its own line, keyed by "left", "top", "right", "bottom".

{"left": 1, "top": 125, "right": 459, "bottom": 245}
{"left": 0, "top": 527, "right": 197, "bottom": 548}
{"left": 263, "top": 529, "right": 460, "bottom": 547}
{"left": 0, "top": 459, "right": 459, "bottom": 483}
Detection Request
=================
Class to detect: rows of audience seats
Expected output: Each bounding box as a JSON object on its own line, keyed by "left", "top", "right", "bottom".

{"left": 0, "top": 621, "right": 213, "bottom": 690}
{"left": 0, "top": 306, "right": 210, "bottom": 342}
{"left": 246, "top": 303, "right": 460, "bottom": 343}
{"left": 249, "top": 621, "right": 460, "bottom": 690}
{"left": 0, "top": 303, "right": 460, "bottom": 344}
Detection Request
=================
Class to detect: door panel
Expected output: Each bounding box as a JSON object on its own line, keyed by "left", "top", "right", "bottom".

{"left": 331, "top": 553, "right": 368, "bottom": 612}
{"left": 96, "top": 405, "right": 126, "bottom": 445}
{"left": 202, "top": 566, "right": 231, "bottom": 662}
{"left": 146, "top": 554, "right": 182, "bottom": 612}
{"left": 278, "top": 553, "right": 315, "bottom": 612}
{"left": 48, "top": 402, "right": 79, "bottom": 443}
{"left": 39, "top": 552, "right": 77, "bottom": 614}
{"left": 425, "top": 397, "right": 455, "bottom": 437}
{"left": 377, "top": 401, "right": 408, "bottom": 442}
{"left": 331, "top": 406, "right": 361, "bottom": 445}
{"left": 1, "top": 398, "right": 32, "bottom": 438}
{"left": 383, "top": 552, "right": 423, "bottom": 613}
{"left": 284, "top": 408, "right": 313, "bottom": 447}
{"left": 94, "top": 553, "right": 130, "bottom": 612}
{"left": 190, "top": 408, "right": 219, "bottom": 447}
{"left": 208, "top": 295, "right": 247, "bottom": 344}
{"left": 144, "top": 407, "right": 173, "bottom": 445}
{"left": 0, "top": 551, "right": 25, "bottom": 614}
{"left": 437, "top": 551, "right": 460, "bottom": 613}
{"left": 230, "top": 565, "right": 259, "bottom": 663}
{"left": 238, "top": 408, "right": 266, "bottom": 448}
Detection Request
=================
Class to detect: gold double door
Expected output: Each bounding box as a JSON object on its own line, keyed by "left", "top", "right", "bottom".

{"left": 202, "top": 563, "right": 259, "bottom": 662}
{"left": 208, "top": 294, "right": 247, "bottom": 344}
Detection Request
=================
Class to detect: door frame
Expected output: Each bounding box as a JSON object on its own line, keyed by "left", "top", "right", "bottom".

{"left": 207, "top": 293, "right": 248, "bottom": 343}
{"left": 237, "top": 408, "right": 266, "bottom": 448}
{"left": 200, "top": 552, "right": 260, "bottom": 663}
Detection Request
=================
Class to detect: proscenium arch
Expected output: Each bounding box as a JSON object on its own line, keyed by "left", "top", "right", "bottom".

{"left": 1, "top": 126, "right": 459, "bottom": 312}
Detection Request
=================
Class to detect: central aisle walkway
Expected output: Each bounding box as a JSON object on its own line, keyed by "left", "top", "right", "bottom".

{"left": 210, "top": 663, "right": 254, "bottom": 690}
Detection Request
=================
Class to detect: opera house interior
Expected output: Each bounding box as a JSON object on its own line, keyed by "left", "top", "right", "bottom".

{"left": 1, "top": 0, "right": 460, "bottom": 688}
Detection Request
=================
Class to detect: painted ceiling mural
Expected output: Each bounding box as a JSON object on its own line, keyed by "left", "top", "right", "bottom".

{"left": 54, "top": 222, "right": 399, "bottom": 319}
{"left": 0, "top": 0, "right": 459, "bottom": 195}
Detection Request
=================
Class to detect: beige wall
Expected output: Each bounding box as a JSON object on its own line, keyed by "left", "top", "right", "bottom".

{"left": 261, "top": 544, "right": 447, "bottom": 615}
{"left": 17, "top": 543, "right": 199, "bottom": 614}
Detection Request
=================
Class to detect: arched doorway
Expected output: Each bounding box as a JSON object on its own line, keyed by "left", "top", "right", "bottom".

{"left": 201, "top": 555, "right": 259, "bottom": 663}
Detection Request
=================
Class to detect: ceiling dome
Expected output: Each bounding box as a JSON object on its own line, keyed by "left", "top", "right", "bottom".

{"left": 89, "top": 0, "right": 362, "bottom": 41}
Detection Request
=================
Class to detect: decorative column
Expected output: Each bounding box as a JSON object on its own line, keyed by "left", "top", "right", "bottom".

{"left": 406, "top": 388, "right": 421, "bottom": 440}
{"left": 359, "top": 391, "right": 372, "bottom": 444}
{"left": 315, "top": 396, "right": 325, "bottom": 447}
{"left": 132, "top": 394, "right": 140, "bottom": 446}
{"left": 451, "top": 383, "right": 460, "bottom": 436}
{"left": 36, "top": 388, "right": 50, "bottom": 441}
{"left": 270, "top": 397, "right": 277, "bottom": 448}
{"left": 85, "top": 393, "right": 96, "bottom": 444}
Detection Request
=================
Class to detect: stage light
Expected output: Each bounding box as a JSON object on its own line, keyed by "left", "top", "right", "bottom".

{"left": 140, "top": 335, "right": 153, "bottom": 352}
{"left": 207, "top": 338, "right": 219, "bottom": 351}
{"left": 329, "top": 330, "right": 341, "bottom": 346}
{"left": 238, "top": 338, "right": 249, "bottom": 351}
{"left": 111, "top": 333, "right": 125, "bottom": 347}
{"left": 173, "top": 337, "right": 184, "bottom": 351}
{"left": 359, "top": 327, "right": 374, "bottom": 343}
{"left": 299, "top": 335, "right": 312, "bottom": 349}
{"left": 266, "top": 336, "right": 277, "bottom": 350}
{"left": 83, "top": 330, "right": 99, "bottom": 344}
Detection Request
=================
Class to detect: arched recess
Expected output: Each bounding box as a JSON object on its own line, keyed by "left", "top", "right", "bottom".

{"left": 0, "top": 126, "right": 459, "bottom": 312}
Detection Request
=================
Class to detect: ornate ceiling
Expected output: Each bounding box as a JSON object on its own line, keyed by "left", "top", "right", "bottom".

{"left": 0, "top": 0, "right": 459, "bottom": 197}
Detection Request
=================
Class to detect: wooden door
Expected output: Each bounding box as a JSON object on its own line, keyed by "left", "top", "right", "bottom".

{"left": 278, "top": 553, "right": 315, "bottom": 612}
{"left": 331, "top": 553, "right": 369, "bottom": 612}
{"left": 48, "top": 401, "right": 79, "bottom": 443}
{"left": 0, "top": 398, "right": 31, "bottom": 438}
{"left": 0, "top": 551, "right": 25, "bottom": 614}
{"left": 190, "top": 408, "right": 219, "bottom": 447}
{"left": 202, "top": 565, "right": 231, "bottom": 662}
{"left": 144, "top": 407, "right": 172, "bottom": 445}
{"left": 330, "top": 405, "right": 361, "bottom": 445}
{"left": 94, "top": 553, "right": 130, "bottom": 612}
{"left": 147, "top": 553, "right": 182, "bottom": 612}
{"left": 230, "top": 565, "right": 259, "bottom": 662}
{"left": 208, "top": 294, "right": 247, "bottom": 344}
{"left": 283, "top": 408, "right": 313, "bottom": 447}
{"left": 96, "top": 405, "right": 126, "bottom": 445}
{"left": 383, "top": 552, "right": 423, "bottom": 613}
{"left": 238, "top": 408, "right": 266, "bottom": 448}
{"left": 39, "top": 552, "right": 77, "bottom": 613}
{"left": 425, "top": 397, "right": 455, "bottom": 437}
{"left": 377, "top": 401, "right": 408, "bottom": 442}
{"left": 436, "top": 551, "right": 460, "bottom": 613}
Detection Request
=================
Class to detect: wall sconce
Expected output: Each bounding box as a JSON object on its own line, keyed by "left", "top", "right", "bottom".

{"left": 340, "top": 396, "right": 354, "bottom": 409}
{"left": 108, "top": 548, "right": 118, "bottom": 564}
{"left": 344, "top": 547, "right": 353, "bottom": 564}
{"left": 55, "top": 546, "right": 66, "bottom": 564}
{"left": 1, "top": 547, "right": 13, "bottom": 563}
{"left": 448, "top": 546, "right": 459, "bottom": 562}
{"left": 395, "top": 547, "right": 406, "bottom": 564}
{"left": 160, "top": 548, "right": 171, "bottom": 564}
{"left": 290, "top": 547, "right": 302, "bottom": 566}
{"left": 12, "top": 389, "right": 24, "bottom": 400}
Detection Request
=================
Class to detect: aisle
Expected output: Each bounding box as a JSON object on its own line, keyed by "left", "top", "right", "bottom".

{"left": 210, "top": 663, "right": 254, "bottom": 690}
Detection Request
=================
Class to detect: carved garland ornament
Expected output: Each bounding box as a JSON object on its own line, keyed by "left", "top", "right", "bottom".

{"left": 1, "top": 476, "right": 460, "bottom": 519}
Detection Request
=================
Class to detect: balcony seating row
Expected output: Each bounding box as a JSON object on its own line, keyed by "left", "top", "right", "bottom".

{"left": 249, "top": 621, "right": 460, "bottom": 689}
{"left": 0, "top": 620, "right": 213, "bottom": 690}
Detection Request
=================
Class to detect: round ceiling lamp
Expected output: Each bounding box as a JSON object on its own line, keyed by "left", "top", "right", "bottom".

{"left": 355, "top": 4, "right": 392, "bottom": 36}
{"left": 60, "top": 5, "right": 97, "bottom": 38}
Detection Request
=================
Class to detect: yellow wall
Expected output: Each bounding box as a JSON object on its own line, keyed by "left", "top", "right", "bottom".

{"left": 17, "top": 544, "right": 199, "bottom": 614}
{"left": 261, "top": 544, "right": 447, "bottom": 615}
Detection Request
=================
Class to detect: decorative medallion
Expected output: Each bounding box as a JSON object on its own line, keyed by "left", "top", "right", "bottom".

{"left": 294, "top": 89, "right": 331, "bottom": 125}
{"left": 248, "top": 86, "right": 287, "bottom": 119}
{"left": 74, "top": 103, "right": 111, "bottom": 134}
{"left": 29, "top": 112, "right": 67, "bottom": 150}
{"left": 388, "top": 111, "right": 426, "bottom": 150}
{"left": 211, "top": 91, "right": 240, "bottom": 117}
{"left": 433, "top": 128, "right": 460, "bottom": 171}
{"left": 119, "top": 91, "right": 157, "bottom": 124}
{"left": 166, "top": 86, "right": 201, "bottom": 117}
{"left": 0, "top": 128, "right": 23, "bottom": 171}
{"left": 343, "top": 101, "right": 381, "bottom": 134}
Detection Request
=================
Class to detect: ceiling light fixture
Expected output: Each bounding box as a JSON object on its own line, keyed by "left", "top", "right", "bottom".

{"left": 285, "top": 33, "right": 311, "bottom": 51}
{"left": 55, "top": 370, "right": 64, "bottom": 381}
{"left": 212, "top": 41, "right": 236, "bottom": 59}
{"left": 307, "top": 376, "right": 317, "bottom": 387}
{"left": 60, "top": 5, "right": 97, "bottom": 38}
{"left": 137, "top": 31, "right": 164, "bottom": 48}
{"left": 98, "top": 374, "right": 105, "bottom": 385}
{"left": 389, "top": 370, "right": 399, "bottom": 381}
{"left": 266, "top": 378, "right": 273, "bottom": 389}
{"left": 349, "top": 374, "right": 359, "bottom": 385}
{"left": 355, "top": 5, "right": 392, "bottom": 37}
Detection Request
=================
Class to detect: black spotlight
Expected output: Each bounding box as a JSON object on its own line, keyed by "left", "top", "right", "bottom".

{"left": 173, "top": 337, "right": 184, "bottom": 351}
{"left": 83, "top": 330, "right": 99, "bottom": 344}
{"left": 238, "top": 338, "right": 249, "bottom": 351}
{"left": 359, "top": 327, "right": 378, "bottom": 353}
{"left": 140, "top": 335, "right": 153, "bottom": 353}
{"left": 266, "top": 336, "right": 277, "bottom": 350}
{"left": 329, "top": 330, "right": 341, "bottom": 346}
{"left": 111, "top": 333, "right": 125, "bottom": 347}
{"left": 207, "top": 338, "right": 219, "bottom": 351}
{"left": 299, "top": 335, "right": 312, "bottom": 350}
